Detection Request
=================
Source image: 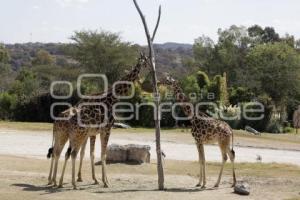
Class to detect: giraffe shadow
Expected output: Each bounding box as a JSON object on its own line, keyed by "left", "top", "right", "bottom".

{"left": 11, "top": 183, "right": 72, "bottom": 194}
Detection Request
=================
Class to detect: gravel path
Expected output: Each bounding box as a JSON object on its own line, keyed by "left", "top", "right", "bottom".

{"left": 0, "top": 129, "right": 300, "bottom": 166}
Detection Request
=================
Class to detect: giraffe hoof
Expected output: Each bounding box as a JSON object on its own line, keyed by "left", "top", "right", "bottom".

{"left": 94, "top": 180, "right": 99, "bottom": 185}
{"left": 214, "top": 184, "right": 219, "bottom": 188}
{"left": 195, "top": 183, "right": 201, "bottom": 187}
{"left": 201, "top": 185, "right": 206, "bottom": 189}
{"left": 73, "top": 186, "right": 77, "bottom": 190}
{"left": 77, "top": 178, "right": 83, "bottom": 182}
{"left": 47, "top": 181, "right": 53, "bottom": 186}
{"left": 103, "top": 182, "right": 110, "bottom": 188}
{"left": 58, "top": 184, "right": 63, "bottom": 188}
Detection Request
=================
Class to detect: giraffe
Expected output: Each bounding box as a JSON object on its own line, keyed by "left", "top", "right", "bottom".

{"left": 49, "top": 54, "right": 149, "bottom": 189}
{"left": 159, "top": 76, "right": 236, "bottom": 188}
{"left": 47, "top": 107, "right": 98, "bottom": 186}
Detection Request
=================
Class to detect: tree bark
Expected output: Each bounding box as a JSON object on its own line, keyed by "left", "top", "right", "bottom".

{"left": 133, "top": 0, "right": 164, "bottom": 190}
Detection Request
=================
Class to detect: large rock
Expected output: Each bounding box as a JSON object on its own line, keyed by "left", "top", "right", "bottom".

{"left": 234, "top": 182, "right": 250, "bottom": 195}
{"left": 245, "top": 125, "right": 261, "bottom": 135}
{"left": 106, "top": 144, "right": 128, "bottom": 163}
{"left": 125, "top": 144, "right": 151, "bottom": 164}
{"left": 112, "top": 123, "right": 131, "bottom": 129}
{"left": 97, "top": 144, "right": 151, "bottom": 165}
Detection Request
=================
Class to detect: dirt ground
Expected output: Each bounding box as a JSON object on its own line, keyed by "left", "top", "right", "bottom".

{"left": 0, "top": 123, "right": 300, "bottom": 199}
{"left": 1, "top": 155, "right": 300, "bottom": 200}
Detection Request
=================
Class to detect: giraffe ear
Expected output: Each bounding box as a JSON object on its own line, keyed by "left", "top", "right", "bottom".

{"left": 69, "top": 108, "right": 79, "bottom": 116}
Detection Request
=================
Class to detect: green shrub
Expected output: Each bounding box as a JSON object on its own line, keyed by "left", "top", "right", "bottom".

{"left": 196, "top": 71, "right": 210, "bottom": 88}
{"left": 283, "top": 126, "right": 294, "bottom": 133}
{"left": 266, "top": 120, "right": 283, "bottom": 133}
{"left": 0, "top": 92, "right": 17, "bottom": 120}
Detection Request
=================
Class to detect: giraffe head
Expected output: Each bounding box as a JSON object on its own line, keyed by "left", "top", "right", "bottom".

{"left": 159, "top": 75, "right": 178, "bottom": 88}
{"left": 122, "top": 52, "right": 150, "bottom": 82}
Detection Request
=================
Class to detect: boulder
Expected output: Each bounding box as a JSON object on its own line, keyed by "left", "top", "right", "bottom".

{"left": 98, "top": 144, "right": 151, "bottom": 165}
{"left": 245, "top": 125, "right": 261, "bottom": 135}
{"left": 106, "top": 144, "right": 128, "bottom": 163}
{"left": 113, "top": 123, "right": 131, "bottom": 129}
{"left": 125, "top": 144, "right": 151, "bottom": 164}
{"left": 234, "top": 182, "right": 250, "bottom": 195}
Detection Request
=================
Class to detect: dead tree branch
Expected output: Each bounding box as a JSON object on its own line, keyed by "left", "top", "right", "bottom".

{"left": 133, "top": 0, "right": 164, "bottom": 190}
{"left": 152, "top": 5, "right": 162, "bottom": 42}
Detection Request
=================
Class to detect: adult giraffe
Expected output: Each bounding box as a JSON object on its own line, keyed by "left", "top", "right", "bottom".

{"left": 160, "top": 76, "right": 236, "bottom": 188}
{"left": 48, "top": 54, "right": 150, "bottom": 189}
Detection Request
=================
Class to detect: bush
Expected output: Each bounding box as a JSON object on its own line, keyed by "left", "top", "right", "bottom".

{"left": 196, "top": 71, "right": 210, "bottom": 88}
{"left": 229, "top": 87, "right": 255, "bottom": 105}
{"left": 283, "top": 126, "right": 294, "bottom": 133}
{"left": 0, "top": 92, "right": 17, "bottom": 120}
{"left": 266, "top": 120, "right": 283, "bottom": 133}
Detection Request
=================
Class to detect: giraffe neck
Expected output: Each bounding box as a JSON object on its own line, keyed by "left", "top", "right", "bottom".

{"left": 171, "top": 83, "right": 208, "bottom": 118}
{"left": 171, "top": 84, "right": 193, "bottom": 117}
{"left": 74, "top": 58, "right": 146, "bottom": 128}
{"left": 78, "top": 56, "right": 146, "bottom": 104}
{"left": 114, "top": 58, "right": 145, "bottom": 97}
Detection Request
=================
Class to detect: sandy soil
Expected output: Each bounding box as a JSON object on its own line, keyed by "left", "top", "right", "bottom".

{"left": 1, "top": 155, "right": 300, "bottom": 200}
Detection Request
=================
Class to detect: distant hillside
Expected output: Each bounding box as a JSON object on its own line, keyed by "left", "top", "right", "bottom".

{"left": 5, "top": 42, "right": 194, "bottom": 77}
{"left": 154, "top": 42, "right": 193, "bottom": 51}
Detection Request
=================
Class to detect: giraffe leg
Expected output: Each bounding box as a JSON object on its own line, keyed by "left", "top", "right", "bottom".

{"left": 90, "top": 136, "right": 99, "bottom": 184}
{"left": 51, "top": 145, "right": 65, "bottom": 187}
{"left": 195, "top": 142, "right": 203, "bottom": 187}
{"left": 51, "top": 132, "right": 68, "bottom": 187}
{"left": 100, "top": 132, "right": 110, "bottom": 188}
{"left": 227, "top": 147, "right": 236, "bottom": 187}
{"left": 71, "top": 147, "right": 81, "bottom": 190}
{"left": 214, "top": 141, "right": 228, "bottom": 188}
{"left": 199, "top": 144, "right": 206, "bottom": 188}
{"left": 58, "top": 146, "right": 72, "bottom": 188}
{"left": 47, "top": 156, "right": 54, "bottom": 185}
{"left": 77, "top": 138, "right": 88, "bottom": 182}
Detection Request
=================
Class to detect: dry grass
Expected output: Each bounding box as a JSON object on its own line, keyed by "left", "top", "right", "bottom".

{"left": 0, "top": 121, "right": 52, "bottom": 131}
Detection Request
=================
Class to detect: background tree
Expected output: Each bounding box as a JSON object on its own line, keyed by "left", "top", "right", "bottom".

{"left": 193, "top": 35, "right": 214, "bottom": 73}
{"left": 0, "top": 44, "right": 10, "bottom": 63}
{"left": 247, "top": 42, "right": 300, "bottom": 121}
{"left": 0, "top": 46, "right": 15, "bottom": 92}
{"left": 69, "top": 30, "right": 138, "bottom": 84}
{"left": 32, "top": 49, "right": 54, "bottom": 65}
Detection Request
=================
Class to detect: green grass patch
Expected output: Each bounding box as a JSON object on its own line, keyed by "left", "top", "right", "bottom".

{"left": 0, "top": 121, "right": 52, "bottom": 131}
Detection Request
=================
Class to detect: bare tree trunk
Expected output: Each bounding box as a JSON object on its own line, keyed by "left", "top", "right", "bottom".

{"left": 133, "top": 0, "right": 164, "bottom": 190}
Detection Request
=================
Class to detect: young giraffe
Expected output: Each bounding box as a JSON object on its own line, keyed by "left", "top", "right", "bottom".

{"left": 50, "top": 54, "right": 149, "bottom": 189}
{"left": 160, "top": 76, "right": 236, "bottom": 188}
{"left": 47, "top": 107, "right": 98, "bottom": 186}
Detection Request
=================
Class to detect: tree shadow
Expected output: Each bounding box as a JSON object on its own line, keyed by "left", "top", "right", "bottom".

{"left": 94, "top": 187, "right": 209, "bottom": 194}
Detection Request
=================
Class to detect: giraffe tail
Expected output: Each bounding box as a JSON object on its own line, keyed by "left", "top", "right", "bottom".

{"left": 47, "top": 147, "right": 53, "bottom": 159}
{"left": 47, "top": 128, "right": 55, "bottom": 159}
{"left": 231, "top": 129, "right": 235, "bottom": 156}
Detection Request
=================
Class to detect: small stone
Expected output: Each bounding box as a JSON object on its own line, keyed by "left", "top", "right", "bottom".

{"left": 234, "top": 182, "right": 250, "bottom": 195}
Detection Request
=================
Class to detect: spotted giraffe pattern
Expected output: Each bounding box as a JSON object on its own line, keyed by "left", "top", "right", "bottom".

{"left": 160, "top": 76, "right": 236, "bottom": 188}
{"left": 48, "top": 54, "right": 150, "bottom": 189}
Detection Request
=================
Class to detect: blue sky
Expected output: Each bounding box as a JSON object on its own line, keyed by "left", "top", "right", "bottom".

{"left": 1, "top": 0, "right": 300, "bottom": 44}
